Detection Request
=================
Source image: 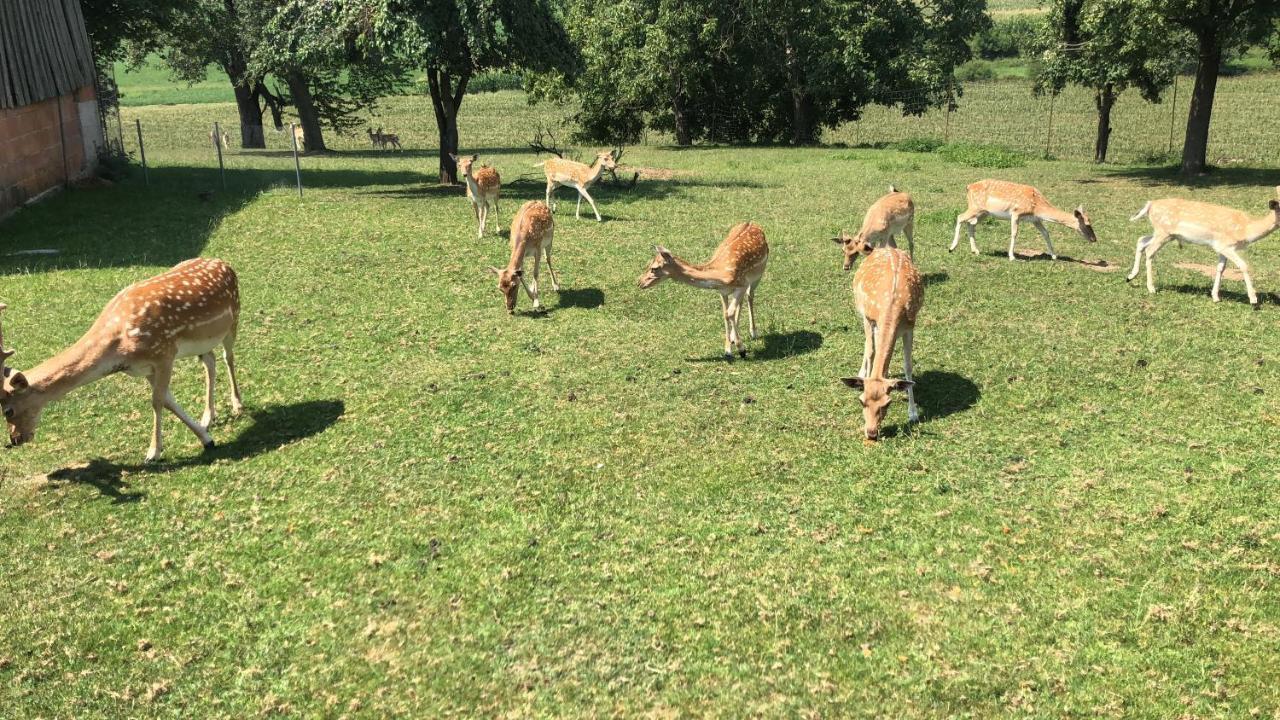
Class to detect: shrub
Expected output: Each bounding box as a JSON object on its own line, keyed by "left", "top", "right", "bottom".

{"left": 890, "top": 137, "right": 945, "bottom": 153}
{"left": 937, "top": 142, "right": 1027, "bottom": 168}
{"left": 973, "top": 15, "right": 1044, "bottom": 59}
{"left": 956, "top": 60, "right": 998, "bottom": 82}
{"left": 468, "top": 70, "right": 524, "bottom": 93}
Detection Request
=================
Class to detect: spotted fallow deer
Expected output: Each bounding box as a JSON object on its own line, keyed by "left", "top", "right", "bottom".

{"left": 209, "top": 130, "right": 229, "bottom": 150}
{"left": 0, "top": 259, "right": 243, "bottom": 461}
{"left": 638, "top": 222, "right": 768, "bottom": 360}
{"left": 488, "top": 201, "right": 558, "bottom": 313}
{"left": 540, "top": 149, "right": 618, "bottom": 222}
{"left": 839, "top": 247, "right": 923, "bottom": 442}
{"left": 451, "top": 154, "right": 502, "bottom": 238}
{"left": 1127, "top": 187, "right": 1280, "bottom": 308}
{"left": 834, "top": 186, "right": 915, "bottom": 267}
{"left": 950, "top": 179, "right": 1097, "bottom": 260}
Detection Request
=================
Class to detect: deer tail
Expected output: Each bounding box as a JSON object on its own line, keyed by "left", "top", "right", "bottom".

{"left": 1130, "top": 201, "right": 1152, "bottom": 222}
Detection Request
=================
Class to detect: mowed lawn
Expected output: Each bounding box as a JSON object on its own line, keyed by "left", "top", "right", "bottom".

{"left": 3, "top": 92, "right": 1280, "bottom": 717}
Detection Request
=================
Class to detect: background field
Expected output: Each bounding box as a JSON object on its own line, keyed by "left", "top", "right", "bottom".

{"left": 4, "top": 87, "right": 1280, "bottom": 716}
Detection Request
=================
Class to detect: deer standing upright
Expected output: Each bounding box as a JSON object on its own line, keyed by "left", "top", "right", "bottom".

{"left": 835, "top": 185, "right": 915, "bottom": 266}
{"left": 0, "top": 259, "right": 243, "bottom": 461}
{"left": 367, "top": 128, "right": 384, "bottom": 149}
{"left": 540, "top": 149, "right": 618, "bottom": 222}
{"left": 488, "top": 201, "right": 558, "bottom": 313}
{"left": 1127, "top": 187, "right": 1280, "bottom": 308}
{"left": 951, "top": 179, "right": 1097, "bottom": 260}
{"left": 451, "top": 154, "right": 502, "bottom": 238}
{"left": 638, "top": 222, "right": 769, "bottom": 360}
{"left": 839, "top": 247, "right": 923, "bottom": 441}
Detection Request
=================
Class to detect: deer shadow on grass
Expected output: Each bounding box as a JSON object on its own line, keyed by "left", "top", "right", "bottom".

{"left": 45, "top": 399, "right": 344, "bottom": 504}
{"left": 1162, "top": 284, "right": 1280, "bottom": 307}
{"left": 868, "top": 370, "right": 980, "bottom": 440}
{"left": 982, "top": 250, "right": 1117, "bottom": 270}
{"left": 685, "top": 330, "right": 824, "bottom": 363}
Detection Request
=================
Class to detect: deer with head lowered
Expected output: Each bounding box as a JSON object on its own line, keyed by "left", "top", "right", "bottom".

{"left": 0, "top": 258, "right": 243, "bottom": 461}
{"left": 539, "top": 148, "right": 619, "bottom": 222}
{"left": 451, "top": 153, "right": 502, "bottom": 238}
{"left": 839, "top": 246, "right": 923, "bottom": 442}
{"left": 488, "top": 201, "right": 558, "bottom": 313}
{"left": 951, "top": 179, "right": 1097, "bottom": 260}
{"left": 638, "top": 222, "right": 768, "bottom": 360}
{"left": 834, "top": 185, "right": 915, "bottom": 267}
{"left": 1127, "top": 187, "right": 1280, "bottom": 308}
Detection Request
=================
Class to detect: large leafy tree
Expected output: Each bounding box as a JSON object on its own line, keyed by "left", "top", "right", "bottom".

{"left": 373, "top": 0, "right": 576, "bottom": 183}
{"left": 1148, "top": 0, "right": 1280, "bottom": 174}
{"left": 80, "top": 0, "right": 182, "bottom": 65}
{"left": 552, "top": 0, "right": 988, "bottom": 146}
{"left": 1035, "top": 0, "right": 1184, "bottom": 163}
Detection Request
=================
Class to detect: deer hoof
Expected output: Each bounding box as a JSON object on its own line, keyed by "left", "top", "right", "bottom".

{"left": 738, "top": 349, "right": 748, "bottom": 360}
{"left": 203, "top": 439, "right": 216, "bottom": 451}
{"left": 1253, "top": 301, "right": 1262, "bottom": 311}
{"left": 723, "top": 352, "right": 735, "bottom": 362}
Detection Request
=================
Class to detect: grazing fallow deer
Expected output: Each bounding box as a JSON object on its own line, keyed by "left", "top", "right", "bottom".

{"left": 377, "top": 128, "right": 402, "bottom": 150}
{"left": 0, "top": 259, "right": 243, "bottom": 461}
{"left": 1127, "top": 187, "right": 1280, "bottom": 308}
{"left": 638, "top": 222, "right": 769, "bottom": 360}
{"left": 451, "top": 154, "right": 502, "bottom": 238}
{"left": 840, "top": 247, "right": 923, "bottom": 441}
{"left": 951, "top": 179, "right": 1097, "bottom": 260}
{"left": 834, "top": 185, "right": 916, "bottom": 267}
{"left": 488, "top": 201, "right": 558, "bottom": 313}
{"left": 540, "top": 149, "right": 618, "bottom": 222}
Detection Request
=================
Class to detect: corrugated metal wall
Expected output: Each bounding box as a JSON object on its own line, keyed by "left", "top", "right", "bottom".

{"left": 0, "top": 0, "right": 96, "bottom": 110}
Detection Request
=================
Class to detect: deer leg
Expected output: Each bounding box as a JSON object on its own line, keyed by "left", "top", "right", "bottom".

{"left": 904, "top": 220, "right": 915, "bottom": 260}
{"left": 746, "top": 281, "right": 759, "bottom": 340}
{"left": 528, "top": 253, "right": 542, "bottom": 310}
{"left": 223, "top": 336, "right": 243, "bottom": 415}
{"left": 476, "top": 202, "right": 485, "bottom": 238}
{"left": 727, "top": 290, "right": 746, "bottom": 358}
{"left": 952, "top": 211, "right": 980, "bottom": 254}
{"left": 859, "top": 317, "right": 874, "bottom": 378}
{"left": 720, "top": 294, "right": 733, "bottom": 360}
{"left": 1220, "top": 246, "right": 1259, "bottom": 308}
{"left": 199, "top": 351, "right": 217, "bottom": 430}
{"left": 1143, "top": 234, "right": 1172, "bottom": 294}
{"left": 575, "top": 191, "right": 583, "bottom": 220}
{"left": 545, "top": 181, "right": 556, "bottom": 212}
{"left": 577, "top": 186, "right": 603, "bottom": 222}
{"left": 163, "top": 388, "right": 214, "bottom": 451}
{"left": 1212, "top": 254, "right": 1227, "bottom": 302}
{"left": 902, "top": 329, "right": 919, "bottom": 423}
{"left": 1034, "top": 220, "right": 1057, "bottom": 259}
{"left": 1127, "top": 234, "right": 1153, "bottom": 281}
{"left": 543, "top": 239, "right": 561, "bottom": 292}
{"left": 146, "top": 366, "right": 169, "bottom": 462}
{"left": 1007, "top": 214, "right": 1022, "bottom": 260}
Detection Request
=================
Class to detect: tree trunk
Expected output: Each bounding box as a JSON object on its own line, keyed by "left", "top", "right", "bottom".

{"left": 783, "top": 36, "right": 817, "bottom": 145}
{"left": 1180, "top": 35, "right": 1221, "bottom": 176}
{"left": 1093, "top": 83, "right": 1115, "bottom": 163}
{"left": 287, "top": 71, "right": 327, "bottom": 153}
{"left": 232, "top": 81, "right": 266, "bottom": 149}
{"left": 427, "top": 67, "right": 469, "bottom": 184}
{"left": 671, "top": 75, "right": 691, "bottom": 146}
{"left": 259, "top": 82, "right": 285, "bottom": 131}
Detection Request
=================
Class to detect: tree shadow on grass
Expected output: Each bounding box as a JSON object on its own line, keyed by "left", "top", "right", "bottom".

{"left": 1102, "top": 165, "right": 1280, "bottom": 190}
{"left": 45, "top": 399, "right": 344, "bottom": 503}
{"left": 556, "top": 287, "right": 605, "bottom": 310}
{"left": 921, "top": 272, "right": 949, "bottom": 287}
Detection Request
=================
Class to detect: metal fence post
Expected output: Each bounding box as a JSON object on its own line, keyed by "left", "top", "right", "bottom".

{"left": 135, "top": 118, "right": 149, "bottom": 186}
{"left": 214, "top": 121, "right": 226, "bottom": 190}
{"left": 290, "top": 122, "right": 303, "bottom": 198}
{"left": 1167, "top": 75, "right": 1179, "bottom": 156}
{"left": 1044, "top": 94, "right": 1055, "bottom": 158}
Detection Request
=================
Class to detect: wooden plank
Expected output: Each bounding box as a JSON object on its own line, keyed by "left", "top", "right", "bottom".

{"left": 0, "top": 0, "right": 98, "bottom": 109}
{"left": 61, "top": 0, "right": 94, "bottom": 85}
{"left": 3, "top": 0, "right": 31, "bottom": 107}
{"left": 0, "top": 1, "right": 15, "bottom": 109}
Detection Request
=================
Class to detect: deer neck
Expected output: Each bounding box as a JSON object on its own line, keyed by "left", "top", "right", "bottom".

{"left": 1036, "top": 202, "right": 1078, "bottom": 230}
{"left": 1244, "top": 210, "right": 1280, "bottom": 243}
{"left": 582, "top": 160, "right": 607, "bottom": 185}
{"left": 666, "top": 255, "right": 732, "bottom": 289}
{"left": 24, "top": 333, "right": 120, "bottom": 407}
{"left": 507, "top": 235, "right": 534, "bottom": 271}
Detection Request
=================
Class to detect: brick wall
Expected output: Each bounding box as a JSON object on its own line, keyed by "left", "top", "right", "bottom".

{"left": 0, "top": 85, "right": 100, "bottom": 215}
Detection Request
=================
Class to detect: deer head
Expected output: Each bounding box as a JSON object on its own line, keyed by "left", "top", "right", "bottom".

{"left": 0, "top": 304, "right": 38, "bottom": 447}
{"left": 487, "top": 267, "right": 528, "bottom": 314}
{"left": 450, "top": 154, "right": 478, "bottom": 178}
{"left": 638, "top": 246, "right": 677, "bottom": 289}
{"left": 832, "top": 230, "right": 874, "bottom": 272}
{"left": 1074, "top": 205, "right": 1098, "bottom": 243}
{"left": 596, "top": 150, "right": 619, "bottom": 172}
{"left": 840, "top": 376, "right": 914, "bottom": 442}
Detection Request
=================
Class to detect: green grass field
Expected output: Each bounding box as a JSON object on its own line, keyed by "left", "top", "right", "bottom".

{"left": 4, "top": 88, "right": 1280, "bottom": 717}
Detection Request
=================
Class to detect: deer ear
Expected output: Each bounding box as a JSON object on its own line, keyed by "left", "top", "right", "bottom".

{"left": 655, "top": 245, "right": 673, "bottom": 261}
{"left": 1074, "top": 205, "right": 1086, "bottom": 217}
{"left": 889, "top": 378, "right": 915, "bottom": 391}
{"left": 840, "top": 377, "right": 865, "bottom": 390}
{"left": 1269, "top": 199, "right": 1279, "bottom": 211}
{"left": 485, "top": 266, "right": 502, "bottom": 275}
{"left": 513, "top": 269, "right": 524, "bottom": 278}
{"left": 9, "top": 371, "right": 27, "bottom": 390}
{"left": 449, "top": 154, "right": 459, "bottom": 162}
{"left": 470, "top": 154, "right": 478, "bottom": 162}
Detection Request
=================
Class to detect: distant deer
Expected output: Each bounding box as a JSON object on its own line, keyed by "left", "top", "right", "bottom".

{"left": 366, "top": 128, "right": 384, "bottom": 149}
{"left": 292, "top": 125, "right": 306, "bottom": 152}
{"left": 1127, "top": 187, "right": 1280, "bottom": 308}
{"left": 0, "top": 259, "right": 243, "bottom": 461}
{"left": 839, "top": 247, "right": 923, "bottom": 441}
{"left": 379, "top": 128, "right": 402, "bottom": 150}
{"left": 638, "top": 222, "right": 768, "bottom": 360}
{"left": 451, "top": 154, "right": 502, "bottom": 238}
{"left": 488, "top": 201, "right": 558, "bottom": 313}
{"left": 835, "top": 185, "right": 915, "bottom": 266}
{"left": 951, "top": 179, "right": 1097, "bottom": 260}
{"left": 539, "top": 149, "right": 618, "bottom": 222}
{"left": 209, "top": 129, "right": 229, "bottom": 150}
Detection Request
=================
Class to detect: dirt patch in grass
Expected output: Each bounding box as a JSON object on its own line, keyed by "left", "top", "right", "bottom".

{"left": 1176, "top": 261, "right": 1243, "bottom": 281}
